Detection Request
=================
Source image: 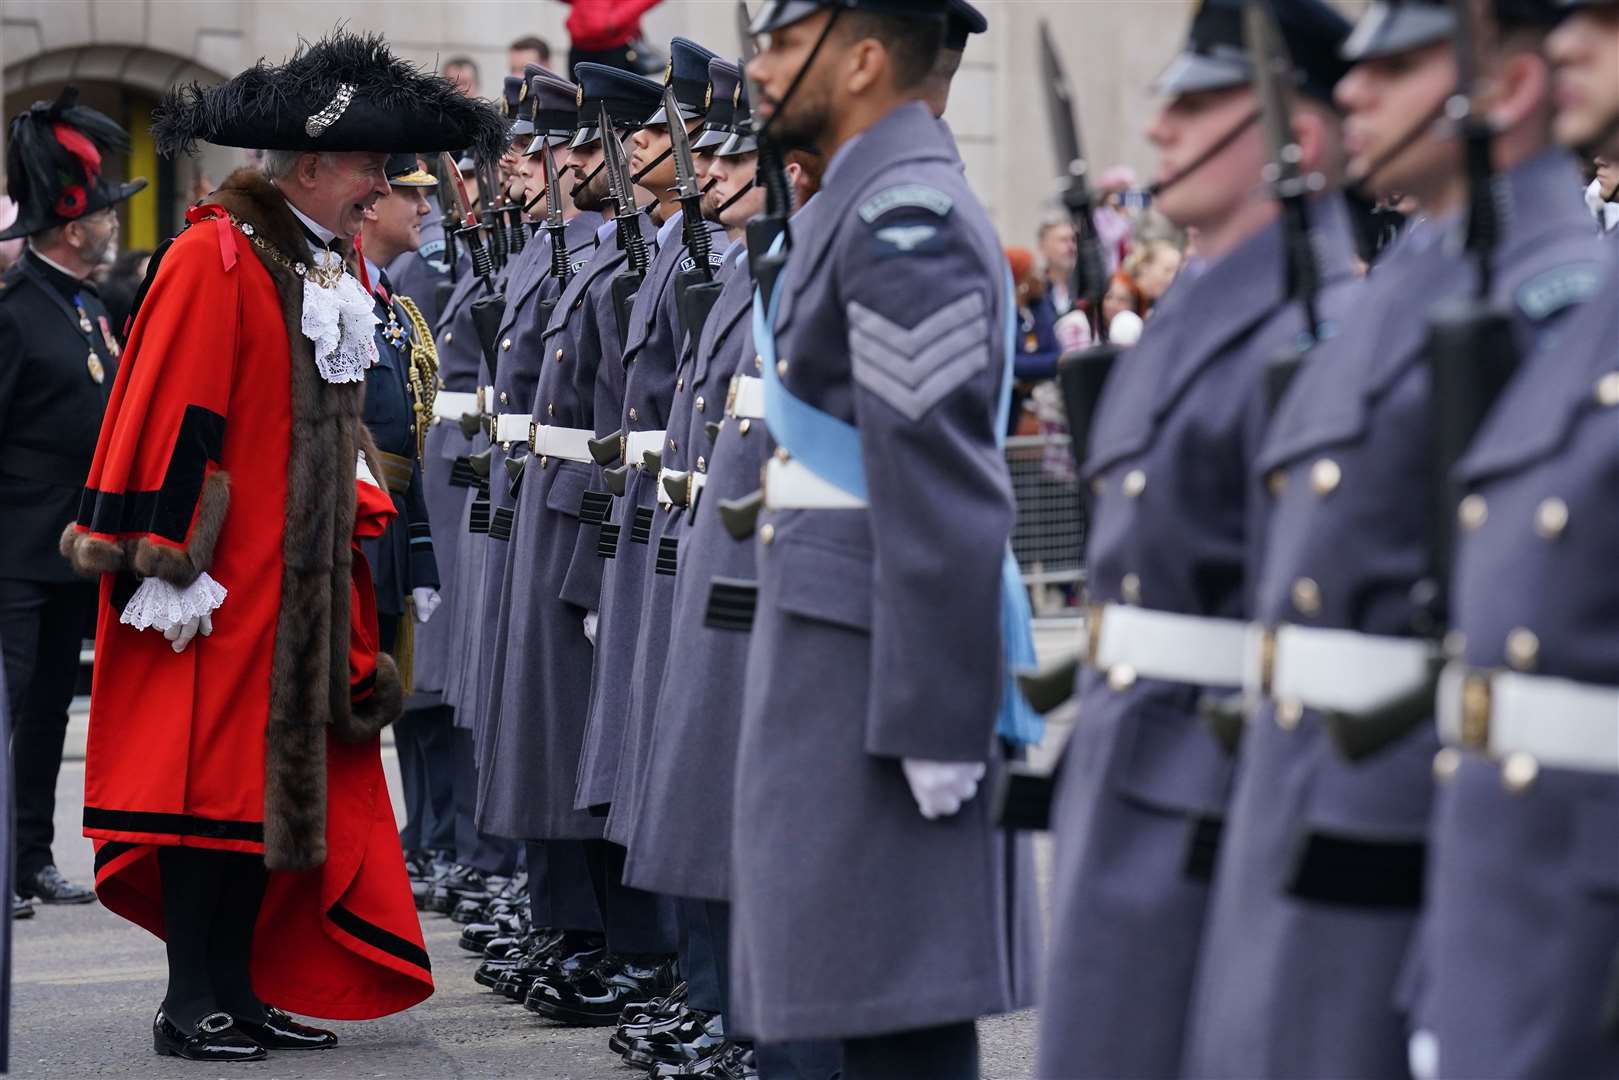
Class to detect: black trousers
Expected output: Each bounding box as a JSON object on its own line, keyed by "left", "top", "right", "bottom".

{"left": 157, "top": 846, "right": 269, "bottom": 1033}
{"left": 451, "top": 726, "right": 518, "bottom": 875}
{"left": 394, "top": 702, "right": 456, "bottom": 855}
{"left": 529, "top": 838, "right": 602, "bottom": 932}
{"left": 839, "top": 1022, "right": 979, "bottom": 1080}
{"left": 0, "top": 577, "right": 94, "bottom": 880}
{"left": 584, "top": 840, "right": 676, "bottom": 957}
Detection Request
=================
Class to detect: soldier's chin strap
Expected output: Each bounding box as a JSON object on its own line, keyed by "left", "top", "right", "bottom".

{"left": 632, "top": 145, "right": 675, "bottom": 185}
{"left": 1345, "top": 88, "right": 1453, "bottom": 196}
{"left": 1146, "top": 107, "right": 1260, "bottom": 198}
{"left": 716, "top": 177, "right": 758, "bottom": 216}
{"left": 755, "top": 8, "right": 844, "bottom": 144}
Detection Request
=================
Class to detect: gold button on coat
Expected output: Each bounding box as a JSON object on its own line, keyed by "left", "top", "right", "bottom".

{"left": 759, "top": 523, "right": 775, "bottom": 545}
{"left": 1534, "top": 498, "right": 1568, "bottom": 539}
{"left": 443, "top": 331, "right": 453, "bottom": 344}
{"left": 1120, "top": 573, "right": 1142, "bottom": 605}
{"left": 697, "top": 456, "right": 706, "bottom": 471}
{"left": 1501, "top": 753, "right": 1539, "bottom": 794}
{"left": 776, "top": 358, "right": 789, "bottom": 378}
{"left": 1122, "top": 469, "right": 1146, "bottom": 498}
{"left": 1310, "top": 458, "right": 1341, "bottom": 495}
{"left": 501, "top": 338, "right": 512, "bottom": 351}
{"left": 1276, "top": 699, "right": 1303, "bottom": 731}
{"left": 555, "top": 348, "right": 564, "bottom": 361}
{"left": 754, "top": 354, "right": 764, "bottom": 371}
{"left": 498, "top": 391, "right": 509, "bottom": 405}
{"left": 547, "top": 403, "right": 555, "bottom": 417}
{"left": 1458, "top": 494, "right": 1487, "bottom": 530}
{"left": 1505, "top": 628, "right": 1539, "bottom": 671}
{"left": 629, "top": 408, "right": 638, "bottom": 422}
{"left": 1596, "top": 371, "right": 1619, "bottom": 408}
{"left": 1108, "top": 665, "right": 1137, "bottom": 692}
{"left": 677, "top": 377, "right": 685, "bottom": 390}
{"left": 1291, "top": 578, "right": 1322, "bottom": 617}
{"left": 739, "top": 419, "right": 752, "bottom": 436}
{"left": 1432, "top": 747, "right": 1460, "bottom": 783}
{"left": 695, "top": 396, "right": 705, "bottom": 413}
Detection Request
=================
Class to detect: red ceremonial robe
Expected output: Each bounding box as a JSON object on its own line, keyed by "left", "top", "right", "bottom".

{"left": 61, "top": 168, "right": 432, "bottom": 1020}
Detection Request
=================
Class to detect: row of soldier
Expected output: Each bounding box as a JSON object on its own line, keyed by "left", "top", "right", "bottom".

{"left": 294, "top": 0, "right": 1619, "bottom": 1076}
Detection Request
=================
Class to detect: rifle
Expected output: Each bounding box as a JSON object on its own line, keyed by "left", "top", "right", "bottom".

{"left": 535, "top": 139, "right": 573, "bottom": 333}
{"left": 664, "top": 83, "right": 726, "bottom": 340}
{"left": 479, "top": 154, "right": 509, "bottom": 271}
{"left": 1324, "top": 0, "right": 1516, "bottom": 763}
{"left": 438, "top": 151, "right": 495, "bottom": 284}
{"left": 737, "top": 0, "right": 794, "bottom": 303}
{"left": 602, "top": 101, "right": 651, "bottom": 344}
{"left": 1041, "top": 23, "right": 1123, "bottom": 490}
{"left": 1245, "top": 0, "right": 1326, "bottom": 414}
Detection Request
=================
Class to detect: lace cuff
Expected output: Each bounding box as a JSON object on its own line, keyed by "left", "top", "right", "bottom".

{"left": 119, "top": 572, "right": 228, "bottom": 633}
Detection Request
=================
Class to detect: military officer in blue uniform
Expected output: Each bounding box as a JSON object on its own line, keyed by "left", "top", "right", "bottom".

{"left": 1035, "top": 4, "right": 1362, "bottom": 1077}
{"left": 0, "top": 89, "right": 144, "bottom": 909}
{"left": 480, "top": 62, "right": 681, "bottom": 1022}
{"left": 357, "top": 153, "right": 447, "bottom": 866}
{"left": 1409, "top": 1, "right": 1619, "bottom": 1075}
{"left": 1182, "top": 3, "right": 1610, "bottom": 1077}
{"left": 734, "top": 2, "right": 1037, "bottom": 1076}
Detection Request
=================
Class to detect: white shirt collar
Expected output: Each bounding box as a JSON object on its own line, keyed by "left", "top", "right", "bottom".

{"left": 25, "top": 244, "right": 87, "bottom": 282}
{"left": 362, "top": 257, "right": 383, "bottom": 290}
{"left": 284, "top": 199, "right": 339, "bottom": 251}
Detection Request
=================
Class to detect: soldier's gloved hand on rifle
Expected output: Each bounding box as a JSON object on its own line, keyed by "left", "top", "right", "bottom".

{"left": 901, "top": 759, "right": 988, "bottom": 820}
{"left": 583, "top": 610, "right": 599, "bottom": 646}
{"left": 412, "top": 587, "right": 442, "bottom": 624}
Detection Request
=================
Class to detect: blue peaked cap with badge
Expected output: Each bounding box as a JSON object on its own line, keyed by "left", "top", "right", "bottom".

{"left": 944, "top": 0, "right": 987, "bottom": 50}
{"left": 750, "top": 0, "right": 950, "bottom": 35}
{"left": 1154, "top": 0, "right": 1353, "bottom": 104}
{"left": 508, "top": 63, "right": 550, "bottom": 137}
{"left": 644, "top": 37, "right": 720, "bottom": 127}
{"left": 1343, "top": 0, "right": 1566, "bottom": 62}
{"left": 694, "top": 59, "right": 745, "bottom": 152}
{"left": 523, "top": 68, "right": 582, "bottom": 154}
{"left": 568, "top": 63, "right": 664, "bottom": 150}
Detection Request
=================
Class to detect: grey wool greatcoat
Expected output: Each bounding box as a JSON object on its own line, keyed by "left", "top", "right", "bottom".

{"left": 572, "top": 212, "right": 682, "bottom": 815}
{"left": 603, "top": 211, "right": 727, "bottom": 846}
{"left": 465, "top": 216, "right": 598, "bottom": 759}
{"left": 475, "top": 218, "right": 628, "bottom": 839}
{"left": 442, "top": 258, "right": 516, "bottom": 730}
{"left": 413, "top": 262, "right": 490, "bottom": 697}
{"left": 621, "top": 245, "right": 764, "bottom": 900}
{"left": 1183, "top": 152, "right": 1608, "bottom": 1080}
{"left": 730, "top": 101, "right": 1038, "bottom": 1043}
{"left": 1415, "top": 241, "right": 1619, "bottom": 1080}
{"left": 1038, "top": 198, "right": 1361, "bottom": 1080}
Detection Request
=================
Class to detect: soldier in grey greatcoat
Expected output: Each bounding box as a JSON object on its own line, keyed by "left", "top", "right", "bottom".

{"left": 1404, "top": 1, "right": 1619, "bottom": 1076}
{"left": 1036, "top": 4, "right": 1361, "bottom": 1077}
{"left": 732, "top": 3, "right": 1037, "bottom": 1076}
{"left": 1182, "top": 3, "right": 1609, "bottom": 1077}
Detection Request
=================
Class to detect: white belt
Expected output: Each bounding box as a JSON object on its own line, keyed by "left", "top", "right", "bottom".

{"left": 1085, "top": 603, "right": 1248, "bottom": 688}
{"left": 1438, "top": 663, "right": 1619, "bottom": 774}
{"left": 1247, "top": 625, "right": 1439, "bottom": 713}
{"left": 762, "top": 456, "right": 867, "bottom": 511}
{"left": 626, "top": 429, "right": 667, "bottom": 466}
{"left": 729, "top": 375, "right": 765, "bottom": 420}
{"left": 656, "top": 468, "right": 709, "bottom": 506}
{"left": 495, "top": 413, "right": 531, "bottom": 443}
{"left": 532, "top": 425, "right": 595, "bottom": 463}
{"left": 433, "top": 390, "right": 480, "bottom": 420}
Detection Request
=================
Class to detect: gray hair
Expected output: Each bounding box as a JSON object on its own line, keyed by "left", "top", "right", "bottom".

{"left": 262, "top": 149, "right": 337, "bottom": 181}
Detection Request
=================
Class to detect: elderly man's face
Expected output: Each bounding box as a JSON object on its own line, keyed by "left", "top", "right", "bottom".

{"left": 291, "top": 151, "right": 391, "bottom": 240}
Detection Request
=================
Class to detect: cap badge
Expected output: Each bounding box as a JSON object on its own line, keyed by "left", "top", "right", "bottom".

{"left": 577, "top": 83, "right": 585, "bottom": 108}
{"left": 705, "top": 82, "right": 714, "bottom": 109}
{"left": 663, "top": 61, "right": 674, "bottom": 86}
{"left": 304, "top": 82, "right": 356, "bottom": 139}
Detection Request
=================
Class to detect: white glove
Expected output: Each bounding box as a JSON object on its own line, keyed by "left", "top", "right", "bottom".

{"left": 412, "top": 587, "right": 442, "bottom": 623}
{"left": 120, "top": 573, "right": 227, "bottom": 654}
{"left": 583, "top": 610, "right": 599, "bottom": 645}
{"left": 901, "top": 759, "right": 987, "bottom": 821}
{"left": 164, "top": 611, "right": 214, "bottom": 653}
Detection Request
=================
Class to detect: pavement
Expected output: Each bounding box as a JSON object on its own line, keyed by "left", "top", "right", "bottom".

{"left": 12, "top": 741, "right": 1047, "bottom": 1078}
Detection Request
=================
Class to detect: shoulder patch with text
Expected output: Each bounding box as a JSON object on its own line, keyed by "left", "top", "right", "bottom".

{"left": 1516, "top": 262, "right": 1603, "bottom": 322}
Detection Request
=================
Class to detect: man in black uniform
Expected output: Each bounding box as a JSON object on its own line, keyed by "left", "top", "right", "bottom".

{"left": 0, "top": 88, "right": 144, "bottom": 911}
{"left": 358, "top": 154, "right": 450, "bottom": 866}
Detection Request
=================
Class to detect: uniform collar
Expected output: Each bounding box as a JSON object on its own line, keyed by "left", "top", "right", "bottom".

{"left": 24, "top": 245, "right": 90, "bottom": 294}
{"left": 657, "top": 207, "right": 684, "bottom": 247}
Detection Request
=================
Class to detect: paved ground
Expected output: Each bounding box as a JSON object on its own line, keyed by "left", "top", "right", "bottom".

{"left": 11, "top": 736, "right": 1044, "bottom": 1079}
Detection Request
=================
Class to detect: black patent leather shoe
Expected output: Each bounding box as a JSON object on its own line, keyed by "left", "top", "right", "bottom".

{"left": 232, "top": 1006, "right": 337, "bottom": 1051}
{"left": 624, "top": 1010, "right": 725, "bottom": 1067}
{"left": 152, "top": 1009, "right": 266, "bottom": 1063}
{"left": 12, "top": 894, "right": 34, "bottom": 920}
{"left": 527, "top": 955, "right": 679, "bottom": 1027}
{"left": 20, "top": 865, "right": 96, "bottom": 905}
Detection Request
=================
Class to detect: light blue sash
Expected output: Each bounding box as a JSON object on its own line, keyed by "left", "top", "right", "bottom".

{"left": 755, "top": 247, "right": 1042, "bottom": 746}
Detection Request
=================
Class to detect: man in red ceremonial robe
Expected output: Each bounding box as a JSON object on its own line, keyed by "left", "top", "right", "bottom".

{"left": 57, "top": 32, "right": 505, "bottom": 1062}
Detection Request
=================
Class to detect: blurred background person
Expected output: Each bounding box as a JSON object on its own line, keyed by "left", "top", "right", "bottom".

{"left": 1093, "top": 164, "right": 1139, "bottom": 272}
{"left": 559, "top": 0, "right": 666, "bottom": 77}
{"left": 509, "top": 35, "right": 552, "bottom": 73}
{"left": 1007, "top": 245, "right": 1062, "bottom": 435}
{"left": 1127, "top": 237, "right": 1183, "bottom": 310}
{"left": 0, "top": 199, "right": 21, "bottom": 273}
{"left": 97, "top": 248, "right": 152, "bottom": 344}
{"left": 442, "top": 55, "right": 481, "bottom": 98}
{"left": 1585, "top": 154, "right": 1619, "bottom": 233}
{"left": 1036, "top": 212, "right": 1076, "bottom": 316}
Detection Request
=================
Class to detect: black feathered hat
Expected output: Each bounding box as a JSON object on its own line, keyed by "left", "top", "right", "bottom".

{"left": 151, "top": 30, "right": 507, "bottom": 160}
{"left": 1, "top": 87, "right": 147, "bottom": 242}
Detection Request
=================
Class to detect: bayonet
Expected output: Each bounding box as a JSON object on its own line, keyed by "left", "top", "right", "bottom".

{"left": 665, "top": 83, "right": 726, "bottom": 338}
{"left": 540, "top": 139, "right": 573, "bottom": 287}
{"left": 1038, "top": 22, "right": 1109, "bottom": 339}
{"left": 439, "top": 151, "right": 495, "bottom": 283}
{"left": 602, "top": 101, "right": 650, "bottom": 343}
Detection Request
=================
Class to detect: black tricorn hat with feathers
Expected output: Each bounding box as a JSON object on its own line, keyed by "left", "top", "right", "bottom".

{"left": 152, "top": 30, "right": 507, "bottom": 160}
{"left": 1, "top": 87, "right": 147, "bottom": 242}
